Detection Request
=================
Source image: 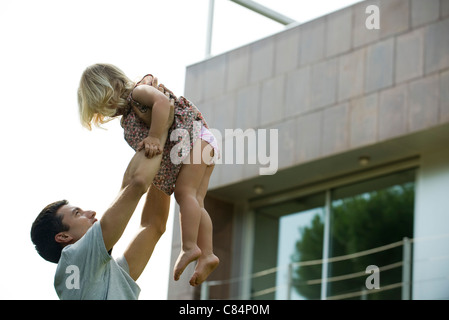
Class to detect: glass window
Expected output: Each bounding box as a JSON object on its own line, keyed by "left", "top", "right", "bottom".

{"left": 327, "top": 170, "right": 415, "bottom": 300}
{"left": 251, "top": 169, "right": 415, "bottom": 300}
{"left": 252, "top": 192, "right": 325, "bottom": 299}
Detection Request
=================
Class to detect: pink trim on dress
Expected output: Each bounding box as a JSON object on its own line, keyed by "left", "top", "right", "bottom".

{"left": 199, "top": 126, "right": 220, "bottom": 164}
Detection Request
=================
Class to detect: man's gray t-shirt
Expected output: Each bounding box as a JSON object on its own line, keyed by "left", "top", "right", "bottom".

{"left": 54, "top": 222, "right": 141, "bottom": 300}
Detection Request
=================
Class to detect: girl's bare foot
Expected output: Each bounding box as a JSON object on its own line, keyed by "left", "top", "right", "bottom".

{"left": 189, "top": 254, "right": 219, "bottom": 286}
{"left": 173, "top": 246, "right": 202, "bottom": 281}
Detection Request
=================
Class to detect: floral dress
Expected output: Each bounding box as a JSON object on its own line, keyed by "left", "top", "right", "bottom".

{"left": 117, "top": 74, "right": 210, "bottom": 195}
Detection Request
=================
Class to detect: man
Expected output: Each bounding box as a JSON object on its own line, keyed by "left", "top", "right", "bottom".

{"left": 31, "top": 88, "right": 174, "bottom": 300}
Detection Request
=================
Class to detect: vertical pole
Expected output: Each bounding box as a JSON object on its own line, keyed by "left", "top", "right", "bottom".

{"left": 361, "top": 287, "right": 368, "bottom": 300}
{"left": 201, "top": 281, "right": 210, "bottom": 300}
{"left": 240, "top": 209, "right": 255, "bottom": 299}
{"left": 402, "top": 237, "right": 412, "bottom": 300}
{"left": 205, "top": 0, "right": 215, "bottom": 58}
{"left": 286, "top": 263, "right": 293, "bottom": 300}
{"left": 320, "top": 190, "right": 332, "bottom": 300}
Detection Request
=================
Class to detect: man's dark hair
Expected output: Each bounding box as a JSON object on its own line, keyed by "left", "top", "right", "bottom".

{"left": 31, "top": 200, "right": 69, "bottom": 263}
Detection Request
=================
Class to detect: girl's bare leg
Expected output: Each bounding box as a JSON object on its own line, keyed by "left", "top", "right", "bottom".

{"left": 189, "top": 164, "right": 219, "bottom": 286}
{"left": 190, "top": 199, "right": 220, "bottom": 286}
{"left": 173, "top": 140, "right": 209, "bottom": 281}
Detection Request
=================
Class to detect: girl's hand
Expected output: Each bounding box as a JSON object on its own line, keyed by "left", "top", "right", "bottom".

{"left": 137, "top": 135, "right": 162, "bottom": 158}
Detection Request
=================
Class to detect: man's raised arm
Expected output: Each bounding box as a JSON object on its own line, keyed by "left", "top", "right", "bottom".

{"left": 99, "top": 99, "right": 173, "bottom": 252}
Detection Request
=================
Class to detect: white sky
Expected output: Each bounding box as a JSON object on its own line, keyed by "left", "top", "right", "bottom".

{"left": 0, "top": 0, "right": 361, "bottom": 300}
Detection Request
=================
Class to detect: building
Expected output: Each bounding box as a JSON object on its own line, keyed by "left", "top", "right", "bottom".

{"left": 167, "top": 0, "right": 449, "bottom": 300}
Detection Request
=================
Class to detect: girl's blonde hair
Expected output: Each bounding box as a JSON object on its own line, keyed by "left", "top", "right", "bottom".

{"left": 78, "top": 63, "right": 134, "bottom": 130}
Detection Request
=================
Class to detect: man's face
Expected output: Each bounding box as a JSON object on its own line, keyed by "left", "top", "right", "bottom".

{"left": 55, "top": 205, "right": 98, "bottom": 245}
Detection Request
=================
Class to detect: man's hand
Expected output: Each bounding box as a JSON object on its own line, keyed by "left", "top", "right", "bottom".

{"left": 137, "top": 135, "right": 162, "bottom": 158}
{"left": 140, "top": 75, "right": 175, "bottom": 98}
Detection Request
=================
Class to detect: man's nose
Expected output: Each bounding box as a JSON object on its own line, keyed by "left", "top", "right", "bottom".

{"left": 85, "top": 210, "right": 96, "bottom": 218}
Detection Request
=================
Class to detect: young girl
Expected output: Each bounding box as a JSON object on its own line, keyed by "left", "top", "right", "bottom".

{"left": 78, "top": 63, "right": 220, "bottom": 287}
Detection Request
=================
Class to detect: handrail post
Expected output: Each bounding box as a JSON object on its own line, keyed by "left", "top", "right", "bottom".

{"left": 320, "top": 190, "right": 332, "bottom": 300}
{"left": 401, "top": 237, "right": 412, "bottom": 300}
{"left": 287, "top": 263, "right": 293, "bottom": 300}
{"left": 201, "top": 281, "right": 210, "bottom": 300}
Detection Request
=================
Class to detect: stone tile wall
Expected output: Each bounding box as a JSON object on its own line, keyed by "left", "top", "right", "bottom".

{"left": 184, "top": 0, "right": 449, "bottom": 189}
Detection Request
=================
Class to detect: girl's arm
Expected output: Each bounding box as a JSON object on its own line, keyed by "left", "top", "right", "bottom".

{"left": 131, "top": 85, "right": 174, "bottom": 158}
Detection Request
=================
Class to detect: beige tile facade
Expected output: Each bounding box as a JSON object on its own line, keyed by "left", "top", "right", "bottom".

{"left": 184, "top": 0, "right": 449, "bottom": 190}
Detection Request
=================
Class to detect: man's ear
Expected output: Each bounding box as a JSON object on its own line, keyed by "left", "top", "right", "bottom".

{"left": 55, "top": 232, "right": 73, "bottom": 245}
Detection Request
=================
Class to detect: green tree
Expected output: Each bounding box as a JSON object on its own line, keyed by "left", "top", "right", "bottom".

{"left": 291, "top": 183, "right": 414, "bottom": 300}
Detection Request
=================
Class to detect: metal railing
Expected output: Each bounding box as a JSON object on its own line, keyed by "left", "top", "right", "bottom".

{"left": 201, "top": 234, "right": 449, "bottom": 300}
